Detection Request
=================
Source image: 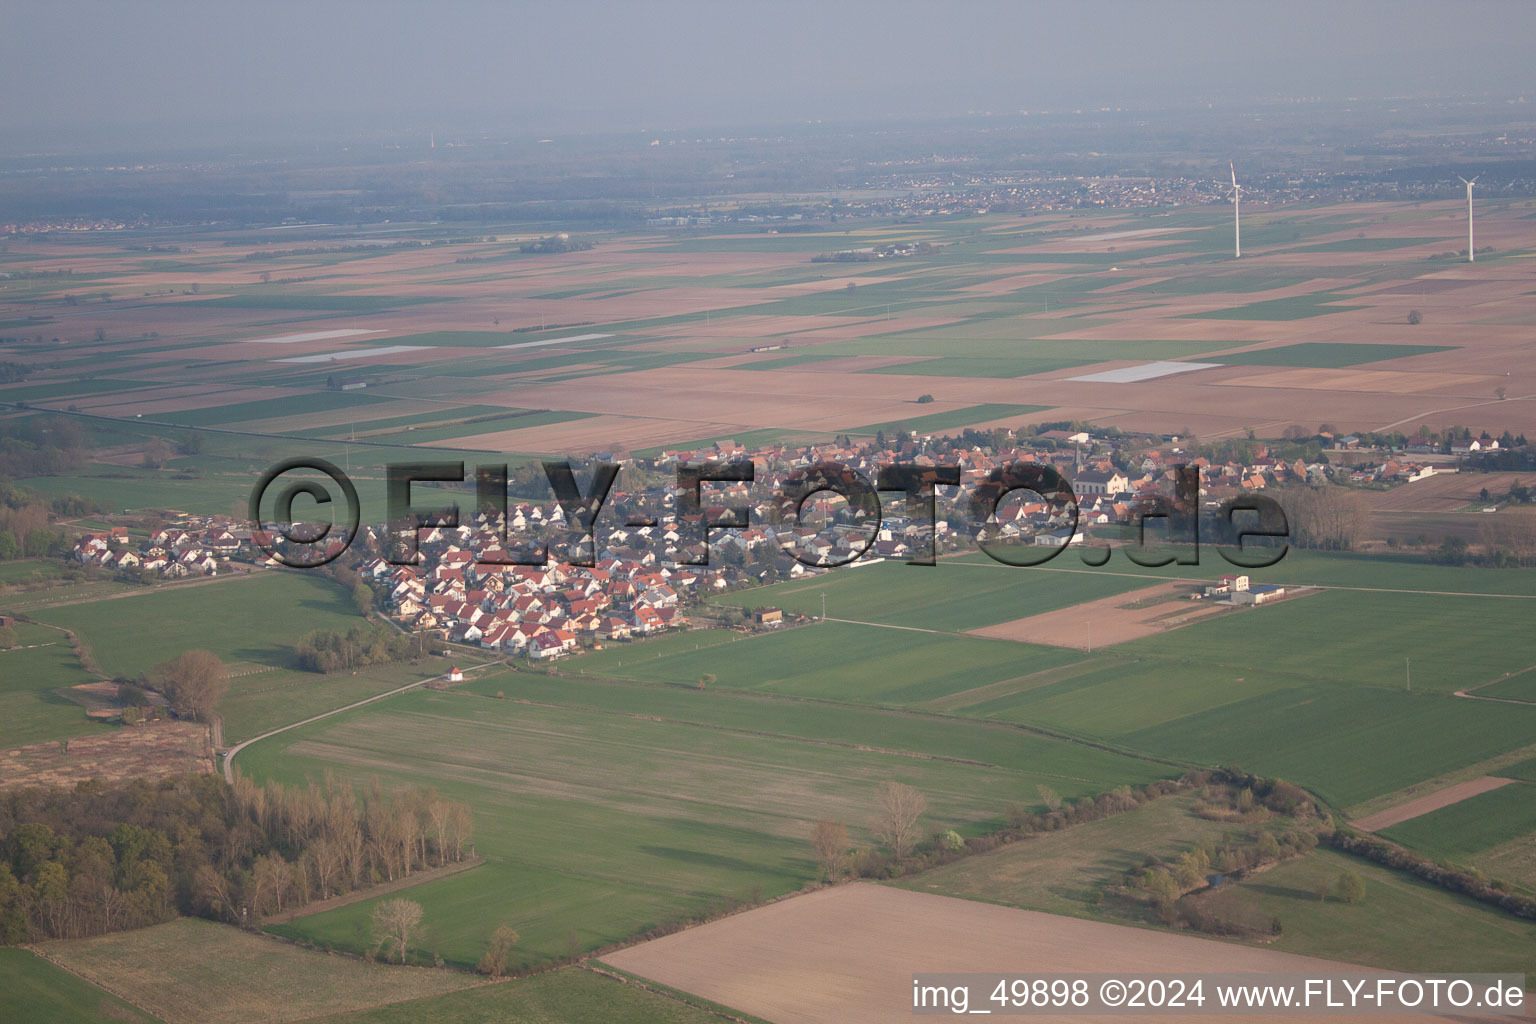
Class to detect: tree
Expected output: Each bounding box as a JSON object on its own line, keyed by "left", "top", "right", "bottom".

{"left": 1407, "top": 310, "right": 1422, "bottom": 325}
{"left": 371, "top": 898, "right": 423, "bottom": 964}
{"left": 477, "top": 924, "right": 520, "bottom": 977}
{"left": 0, "top": 625, "right": 16, "bottom": 649}
{"left": 916, "top": 393, "right": 935, "bottom": 404}
{"left": 872, "top": 781, "right": 926, "bottom": 860}
{"left": 1037, "top": 784, "right": 1062, "bottom": 811}
{"left": 1335, "top": 871, "right": 1366, "bottom": 904}
{"left": 156, "top": 649, "right": 228, "bottom": 721}
{"left": 810, "top": 818, "right": 850, "bottom": 879}
{"left": 696, "top": 672, "right": 716, "bottom": 690}
{"left": 141, "top": 439, "right": 173, "bottom": 469}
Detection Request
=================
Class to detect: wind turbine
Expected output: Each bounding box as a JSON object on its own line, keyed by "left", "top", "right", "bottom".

{"left": 1457, "top": 174, "right": 1479, "bottom": 262}
{"left": 1225, "top": 161, "right": 1246, "bottom": 258}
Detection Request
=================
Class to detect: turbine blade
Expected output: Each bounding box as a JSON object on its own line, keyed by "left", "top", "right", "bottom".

{"left": 1230, "top": 161, "right": 1238, "bottom": 188}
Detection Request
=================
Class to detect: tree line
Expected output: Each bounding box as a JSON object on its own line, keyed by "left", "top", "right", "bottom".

{"left": 295, "top": 624, "right": 418, "bottom": 674}
{"left": 0, "top": 771, "right": 472, "bottom": 944}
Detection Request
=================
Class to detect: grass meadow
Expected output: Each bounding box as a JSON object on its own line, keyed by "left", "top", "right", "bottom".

{"left": 0, "top": 947, "right": 160, "bottom": 1023}
{"left": 0, "top": 620, "right": 113, "bottom": 747}
{"left": 243, "top": 681, "right": 1170, "bottom": 970}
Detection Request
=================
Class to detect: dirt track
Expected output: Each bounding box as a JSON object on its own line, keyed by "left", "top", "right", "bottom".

{"left": 968, "top": 582, "right": 1226, "bottom": 649}
{"left": 1353, "top": 776, "right": 1516, "bottom": 832}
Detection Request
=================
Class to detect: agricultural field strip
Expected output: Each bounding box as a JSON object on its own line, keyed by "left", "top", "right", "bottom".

{"left": 442, "top": 691, "right": 1121, "bottom": 783}
{"left": 1067, "top": 361, "right": 1226, "bottom": 383}
{"left": 275, "top": 345, "right": 429, "bottom": 363}
{"left": 243, "top": 329, "right": 382, "bottom": 344}
{"left": 495, "top": 333, "right": 613, "bottom": 349}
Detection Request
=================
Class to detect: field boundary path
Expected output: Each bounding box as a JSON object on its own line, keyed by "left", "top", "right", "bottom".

{"left": 222, "top": 661, "right": 496, "bottom": 782}
{"left": 1352, "top": 775, "right": 1517, "bottom": 832}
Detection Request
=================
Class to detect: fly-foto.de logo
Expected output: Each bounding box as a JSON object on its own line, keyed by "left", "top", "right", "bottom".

{"left": 249, "top": 458, "right": 1289, "bottom": 570}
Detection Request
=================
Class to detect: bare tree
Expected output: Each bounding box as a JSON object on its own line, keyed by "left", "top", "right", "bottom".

{"left": 141, "top": 438, "right": 173, "bottom": 469}
{"left": 810, "top": 818, "right": 850, "bottom": 879}
{"left": 477, "top": 924, "right": 520, "bottom": 978}
{"left": 872, "top": 782, "right": 926, "bottom": 860}
{"left": 371, "top": 898, "right": 423, "bottom": 964}
{"left": 427, "top": 797, "right": 454, "bottom": 867}
{"left": 156, "top": 649, "right": 228, "bottom": 721}
{"left": 308, "top": 837, "right": 343, "bottom": 899}
{"left": 1037, "top": 784, "right": 1062, "bottom": 811}
{"left": 448, "top": 801, "right": 473, "bottom": 861}
{"left": 194, "top": 864, "right": 238, "bottom": 923}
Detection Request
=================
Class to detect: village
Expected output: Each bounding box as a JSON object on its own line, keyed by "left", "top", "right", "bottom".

{"left": 57, "top": 419, "right": 1514, "bottom": 666}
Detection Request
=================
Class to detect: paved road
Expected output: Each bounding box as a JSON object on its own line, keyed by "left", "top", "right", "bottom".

{"left": 221, "top": 661, "right": 495, "bottom": 782}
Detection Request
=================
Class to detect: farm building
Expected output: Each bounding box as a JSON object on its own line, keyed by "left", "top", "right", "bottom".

{"left": 1204, "top": 574, "right": 1249, "bottom": 597}
{"left": 1233, "top": 584, "right": 1286, "bottom": 606}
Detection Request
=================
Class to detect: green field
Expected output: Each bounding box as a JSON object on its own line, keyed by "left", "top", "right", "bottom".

{"left": 903, "top": 793, "right": 1536, "bottom": 974}
{"left": 187, "top": 293, "right": 441, "bottom": 311}
{"left": 22, "top": 571, "right": 450, "bottom": 743}
{"left": 896, "top": 793, "right": 1240, "bottom": 920}
{"left": 301, "top": 968, "right": 737, "bottom": 1024}
{"left": 1211, "top": 342, "right": 1454, "bottom": 367}
{"left": 1471, "top": 671, "right": 1536, "bottom": 702}
{"left": 1186, "top": 294, "right": 1367, "bottom": 321}
{"left": 0, "top": 377, "right": 153, "bottom": 402}
{"left": 354, "top": 410, "right": 595, "bottom": 447}
{"left": 1121, "top": 685, "right": 1534, "bottom": 808}
{"left": 736, "top": 352, "right": 850, "bottom": 370}
{"left": 1379, "top": 781, "right": 1536, "bottom": 861}
{"left": 1498, "top": 756, "right": 1536, "bottom": 782}
{"left": 1198, "top": 847, "right": 1536, "bottom": 975}
{"left": 159, "top": 391, "right": 396, "bottom": 428}
{"left": 572, "top": 621, "right": 1085, "bottom": 705}
{"left": 0, "top": 947, "right": 160, "bottom": 1023}
{"left": 0, "top": 557, "right": 65, "bottom": 583}
{"left": 0, "top": 620, "right": 114, "bottom": 747}
{"left": 846, "top": 403, "right": 1049, "bottom": 436}
{"left": 214, "top": 658, "right": 456, "bottom": 745}
{"left": 35, "top": 572, "right": 361, "bottom": 680}
{"left": 1290, "top": 237, "right": 1442, "bottom": 253}
{"left": 1125, "top": 589, "right": 1536, "bottom": 694}
{"left": 708, "top": 558, "right": 1154, "bottom": 632}
{"left": 245, "top": 677, "right": 1170, "bottom": 969}
{"left": 689, "top": 556, "right": 1536, "bottom": 809}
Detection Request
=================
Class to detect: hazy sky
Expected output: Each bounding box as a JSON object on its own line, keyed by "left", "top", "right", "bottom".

{"left": 4, "top": 0, "right": 1534, "bottom": 147}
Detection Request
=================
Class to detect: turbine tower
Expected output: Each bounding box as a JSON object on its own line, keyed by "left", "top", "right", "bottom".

{"left": 1458, "top": 174, "right": 1479, "bottom": 262}
{"left": 1225, "top": 161, "right": 1246, "bottom": 259}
